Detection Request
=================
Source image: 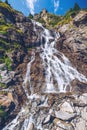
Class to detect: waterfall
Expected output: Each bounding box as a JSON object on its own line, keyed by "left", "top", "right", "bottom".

{"left": 39, "top": 22, "right": 87, "bottom": 93}
{"left": 3, "top": 21, "right": 87, "bottom": 130}
{"left": 23, "top": 52, "right": 35, "bottom": 99}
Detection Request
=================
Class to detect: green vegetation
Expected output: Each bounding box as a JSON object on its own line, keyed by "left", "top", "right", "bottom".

{"left": 0, "top": 106, "right": 7, "bottom": 118}
{"left": 0, "top": 24, "right": 12, "bottom": 34}
{"left": 4, "top": 56, "right": 12, "bottom": 71}
{"left": 5, "top": 0, "right": 9, "bottom": 5}
{"left": 0, "top": 74, "right": 2, "bottom": 79}
{"left": 32, "top": 3, "right": 82, "bottom": 28}
{"left": 47, "top": 13, "right": 62, "bottom": 27}
{"left": 0, "top": 55, "right": 12, "bottom": 71}
{"left": 0, "top": 82, "right": 7, "bottom": 88}
{"left": 0, "top": 2, "right": 14, "bottom": 13}
{"left": 28, "top": 13, "right": 33, "bottom": 19}
{"left": 55, "top": 3, "right": 81, "bottom": 26}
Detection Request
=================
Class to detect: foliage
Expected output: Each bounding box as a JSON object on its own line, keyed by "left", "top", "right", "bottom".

{"left": 4, "top": 56, "right": 12, "bottom": 71}
{"left": 73, "top": 3, "right": 80, "bottom": 11}
{"left": 56, "top": 3, "right": 81, "bottom": 26}
{"left": 0, "top": 82, "right": 7, "bottom": 88}
{"left": 37, "top": 18, "right": 45, "bottom": 25}
{"left": 33, "top": 3, "right": 81, "bottom": 28}
{"left": 0, "top": 24, "right": 12, "bottom": 34}
{"left": 0, "top": 106, "right": 7, "bottom": 118}
{"left": 0, "top": 74, "right": 2, "bottom": 79}
{"left": 28, "top": 13, "right": 33, "bottom": 19}
{"left": 0, "top": 2, "right": 14, "bottom": 13}
{"left": 5, "top": 0, "right": 9, "bottom": 5}
{"left": 47, "top": 13, "right": 62, "bottom": 27}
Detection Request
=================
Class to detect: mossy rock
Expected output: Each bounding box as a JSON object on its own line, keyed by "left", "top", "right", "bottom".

{"left": 0, "top": 2, "right": 14, "bottom": 13}
{"left": 0, "top": 2, "right": 16, "bottom": 23}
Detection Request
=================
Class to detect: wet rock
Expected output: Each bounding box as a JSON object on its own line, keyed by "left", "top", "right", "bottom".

{"left": 43, "top": 115, "right": 51, "bottom": 125}
{"left": 55, "top": 110, "right": 77, "bottom": 121}
{"left": 53, "top": 118, "right": 74, "bottom": 130}
{"left": 49, "top": 109, "right": 55, "bottom": 117}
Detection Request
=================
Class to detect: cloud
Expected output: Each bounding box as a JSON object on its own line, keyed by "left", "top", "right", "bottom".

{"left": 26, "top": 0, "right": 38, "bottom": 15}
{"left": 54, "top": 0, "right": 60, "bottom": 13}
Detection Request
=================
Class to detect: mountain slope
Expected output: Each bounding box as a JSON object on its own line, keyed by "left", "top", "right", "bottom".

{"left": 0, "top": 2, "right": 87, "bottom": 130}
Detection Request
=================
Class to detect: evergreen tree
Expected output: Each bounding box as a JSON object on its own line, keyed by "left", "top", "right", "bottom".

{"left": 5, "top": 0, "right": 9, "bottom": 4}
{"left": 28, "top": 13, "right": 33, "bottom": 19}
{"left": 73, "top": 3, "right": 80, "bottom": 11}
{"left": 5, "top": 0, "right": 11, "bottom": 7}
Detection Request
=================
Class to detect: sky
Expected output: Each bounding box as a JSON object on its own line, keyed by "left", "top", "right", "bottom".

{"left": 2, "top": 0, "right": 87, "bottom": 16}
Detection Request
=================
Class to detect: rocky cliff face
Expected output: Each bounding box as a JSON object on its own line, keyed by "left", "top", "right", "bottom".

{"left": 56, "top": 11, "right": 87, "bottom": 77}
{"left": 0, "top": 2, "right": 87, "bottom": 130}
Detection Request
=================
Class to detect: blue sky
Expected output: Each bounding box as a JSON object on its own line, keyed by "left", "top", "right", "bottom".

{"left": 2, "top": 0, "right": 87, "bottom": 16}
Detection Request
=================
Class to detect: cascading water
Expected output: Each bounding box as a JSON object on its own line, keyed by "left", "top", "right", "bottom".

{"left": 39, "top": 23, "right": 87, "bottom": 92}
{"left": 3, "top": 21, "right": 87, "bottom": 130}
{"left": 23, "top": 52, "right": 35, "bottom": 99}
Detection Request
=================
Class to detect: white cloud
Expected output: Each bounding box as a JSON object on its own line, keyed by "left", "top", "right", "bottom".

{"left": 54, "top": 0, "right": 60, "bottom": 13}
{"left": 26, "top": 0, "right": 38, "bottom": 15}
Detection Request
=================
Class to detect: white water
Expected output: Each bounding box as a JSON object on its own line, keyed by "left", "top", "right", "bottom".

{"left": 3, "top": 21, "right": 87, "bottom": 130}
{"left": 23, "top": 52, "right": 35, "bottom": 99}
{"left": 39, "top": 23, "right": 87, "bottom": 92}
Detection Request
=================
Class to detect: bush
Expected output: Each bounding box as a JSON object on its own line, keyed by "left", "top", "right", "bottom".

{"left": 0, "top": 82, "right": 7, "bottom": 88}
{"left": 4, "top": 57, "right": 12, "bottom": 71}
{"left": 0, "top": 106, "right": 7, "bottom": 118}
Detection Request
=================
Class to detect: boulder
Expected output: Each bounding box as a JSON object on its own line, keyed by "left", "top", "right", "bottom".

{"left": 53, "top": 118, "right": 74, "bottom": 130}
{"left": 43, "top": 115, "right": 51, "bottom": 125}
{"left": 60, "top": 101, "right": 74, "bottom": 113}
{"left": 55, "top": 110, "right": 77, "bottom": 121}
{"left": 72, "top": 93, "right": 87, "bottom": 107}
{"left": 27, "top": 122, "right": 34, "bottom": 130}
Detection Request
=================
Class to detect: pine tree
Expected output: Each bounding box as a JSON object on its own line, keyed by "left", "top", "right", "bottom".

{"left": 5, "top": 0, "right": 9, "bottom": 4}
{"left": 28, "top": 13, "right": 33, "bottom": 19}
{"left": 5, "top": 0, "right": 11, "bottom": 7}
{"left": 73, "top": 3, "right": 80, "bottom": 11}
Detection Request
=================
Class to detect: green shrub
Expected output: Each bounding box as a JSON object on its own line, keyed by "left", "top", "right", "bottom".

{"left": 0, "top": 2, "right": 14, "bottom": 13}
{"left": 4, "top": 57, "right": 12, "bottom": 71}
{"left": 0, "top": 106, "right": 7, "bottom": 118}
{"left": 28, "top": 13, "right": 33, "bottom": 19}
{"left": 0, "top": 82, "right": 7, "bottom": 88}
{"left": 0, "top": 74, "right": 2, "bottom": 79}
